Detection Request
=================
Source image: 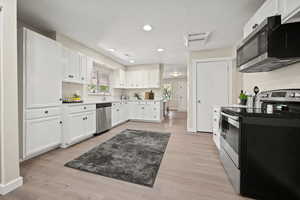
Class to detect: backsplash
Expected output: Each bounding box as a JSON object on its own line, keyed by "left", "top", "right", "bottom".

{"left": 124, "top": 88, "right": 162, "bottom": 100}
{"left": 62, "top": 82, "right": 123, "bottom": 101}
{"left": 243, "top": 62, "right": 300, "bottom": 94}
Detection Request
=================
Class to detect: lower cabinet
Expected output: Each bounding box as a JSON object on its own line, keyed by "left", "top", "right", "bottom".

{"left": 212, "top": 106, "right": 221, "bottom": 150}
{"left": 112, "top": 102, "right": 128, "bottom": 127}
{"left": 61, "top": 104, "right": 96, "bottom": 148}
{"left": 123, "top": 101, "right": 163, "bottom": 123}
{"left": 25, "top": 114, "right": 62, "bottom": 159}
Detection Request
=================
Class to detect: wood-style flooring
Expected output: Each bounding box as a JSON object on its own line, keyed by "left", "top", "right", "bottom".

{"left": 2, "top": 112, "right": 250, "bottom": 200}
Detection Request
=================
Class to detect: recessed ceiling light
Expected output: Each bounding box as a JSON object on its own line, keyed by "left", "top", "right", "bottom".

{"left": 157, "top": 48, "right": 165, "bottom": 52}
{"left": 108, "top": 48, "right": 115, "bottom": 52}
{"left": 143, "top": 24, "right": 153, "bottom": 31}
{"left": 129, "top": 60, "right": 135, "bottom": 63}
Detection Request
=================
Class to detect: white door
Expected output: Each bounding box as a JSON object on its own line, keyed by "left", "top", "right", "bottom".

{"left": 196, "top": 61, "right": 229, "bottom": 132}
{"left": 26, "top": 116, "right": 62, "bottom": 157}
{"left": 68, "top": 113, "right": 85, "bottom": 143}
{"left": 25, "top": 29, "right": 62, "bottom": 108}
{"left": 85, "top": 111, "right": 96, "bottom": 136}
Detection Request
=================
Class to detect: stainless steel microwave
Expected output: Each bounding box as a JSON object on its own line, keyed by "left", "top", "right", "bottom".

{"left": 237, "top": 15, "right": 300, "bottom": 73}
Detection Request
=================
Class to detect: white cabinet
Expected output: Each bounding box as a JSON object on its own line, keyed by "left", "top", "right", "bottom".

{"left": 61, "top": 104, "right": 96, "bottom": 147}
{"left": 24, "top": 28, "right": 63, "bottom": 108}
{"left": 243, "top": 0, "right": 300, "bottom": 38}
{"left": 112, "top": 102, "right": 120, "bottom": 126}
{"left": 112, "top": 102, "right": 128, "bottom": 126}
{"left": 124, "top": 65, "right": 160, "bottom": 89}
{"left": 148, "top": 67, "right": 160, "bottom": 88}
{"left": 25, "top": 112, "right": 62, "bottom": 159}
{"left": 243, "top": 0, "right": 280, "bottom": 38}
{"left": 62, "top": 48, "right": 87, "bottom": 84}
{"left": 113, "top": 69, "right": 126, "bottom": 88}
{"left": 212, "top": 107, "right": 221, "bottom": 150}
{"left": 128, "top": 101, "right": 162, "bottom": 122}
{"left": 280, "top": 0, "right": 300, "bottom": 21}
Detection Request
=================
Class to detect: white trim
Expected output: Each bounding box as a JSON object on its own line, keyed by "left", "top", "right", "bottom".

{"left": 0, "top": 2, "right": 4, "bottom": 184}
{"left": 0, "top": 177, "right": 23, "bottom": 195}
{"left": 192, "top": 57, "right": 234, "bottom": 132}
{"left": 187, "top": 128, "right": 196, "bottom": 133}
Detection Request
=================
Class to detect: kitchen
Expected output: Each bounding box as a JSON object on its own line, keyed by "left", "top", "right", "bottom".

{"left": 1, "top": 0, "right": 300, "bottom": 199}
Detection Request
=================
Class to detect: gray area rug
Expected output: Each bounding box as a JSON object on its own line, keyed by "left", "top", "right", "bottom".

{"left": 65, "top": 129, "right": 170, "bottom": 187}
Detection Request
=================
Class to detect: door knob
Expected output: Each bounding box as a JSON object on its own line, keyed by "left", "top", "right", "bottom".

{"left": 197, "top": 100, "right": 201, "bottom": 103}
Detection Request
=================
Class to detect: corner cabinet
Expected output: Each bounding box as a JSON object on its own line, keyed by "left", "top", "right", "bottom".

{"left": 61, "top": 104, "right": 96, "bottom": 148}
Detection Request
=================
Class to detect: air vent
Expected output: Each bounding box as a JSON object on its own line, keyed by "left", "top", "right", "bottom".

{"left": 184, "top": 32, "right": 210, "bottom": 48}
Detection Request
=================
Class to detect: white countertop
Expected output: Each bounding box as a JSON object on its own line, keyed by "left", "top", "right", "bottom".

{"left": 62, "top": 99, "right": 163, "bottom": 106}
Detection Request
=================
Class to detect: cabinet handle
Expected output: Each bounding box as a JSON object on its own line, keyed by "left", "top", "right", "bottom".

{"left": 252, "top": 23, "right": 258, "bottom": 29}
{"left": 81, "top": 77, "right": 84, "bottom": 80}
{"left": 59, "top": 121, "right": 63, "bottom": 124}
{"left": 44, "top": 110, "right": 49, "bottom": 114}
{"left": 59, "top": 98, "right": 63, "bottom": 101}
{"left": 84, "top": 106, "right": 87, "bottom": 110}
{"left": 68, "top": 75, "right": 74, "bottom": 78}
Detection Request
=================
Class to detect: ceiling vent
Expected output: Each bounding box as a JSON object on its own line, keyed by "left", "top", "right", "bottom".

{"left": 184, "top": 32, "right": 211, "bottom": 48}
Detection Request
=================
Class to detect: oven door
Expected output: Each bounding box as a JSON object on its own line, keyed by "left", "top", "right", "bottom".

{"left": 221, "top": 112, "right": 240, "bottom": 168}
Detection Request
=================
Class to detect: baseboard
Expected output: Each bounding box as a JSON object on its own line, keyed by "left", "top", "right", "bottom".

{"left": 0, "top": 177, "right": 23, "bottom": 195}
{"left": 187, "top": 128, "right": 197, "bottom": 132}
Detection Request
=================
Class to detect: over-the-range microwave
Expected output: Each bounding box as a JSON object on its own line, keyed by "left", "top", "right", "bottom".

{"left": 237, "top": 15, "right": 300, "bottom": 73}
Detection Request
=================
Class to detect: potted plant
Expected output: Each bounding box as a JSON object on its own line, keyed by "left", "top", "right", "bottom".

{"left": 239, "top": 90, "right": 248, "bottom": 105}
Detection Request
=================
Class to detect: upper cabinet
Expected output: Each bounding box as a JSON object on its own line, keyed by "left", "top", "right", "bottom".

{"left": 280, "top": 0, "right": 300, "bottom": 22}
{"left": 243, "top": 0, "right": 300, "bottom": 38}
{"left": 243, "top": 0, "right": 280, "bottom": 38}
{"left": 24, "top": 28, "right": 63, "bottom": 108}
{"left": 113, "top": 68, "right": 126, "bottom": 88}
{"left": 62, "top": 48, "right": 87, "bottom": 84}
{"left": 113, "top": 65, "right": 161, "bottom": 89}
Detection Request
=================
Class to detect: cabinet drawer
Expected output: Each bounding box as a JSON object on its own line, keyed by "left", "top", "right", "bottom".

{"left": 26, "top": 107, "right": 61, "bottom": 119}
{"left": 67, "top": 104, "right": 96, "bottom": 114}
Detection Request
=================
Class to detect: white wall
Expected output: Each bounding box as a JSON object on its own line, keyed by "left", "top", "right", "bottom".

{"left": 187, "top": 47, "right": 241, "bottom": 132}
{"left": 243, "top": 62, "right": 300, "bottom": 93}
{"left": 0, "top": 0, "right": 22, "bottom": 194}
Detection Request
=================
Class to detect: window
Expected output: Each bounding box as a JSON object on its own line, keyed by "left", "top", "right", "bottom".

{"left": 88, "top": 62, "right": 112, "bottom": 95}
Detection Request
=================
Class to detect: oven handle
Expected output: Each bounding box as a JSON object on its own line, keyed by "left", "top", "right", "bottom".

{"left": 221, "top": 112, "right": 240, "bottom": 128}
{"left": 221, "top": 112, "right": 239, "bottom": 121}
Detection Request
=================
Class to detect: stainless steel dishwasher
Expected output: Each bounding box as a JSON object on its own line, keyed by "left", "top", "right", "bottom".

{"left": 95, "top": 103, "right": 112, "bottom": 135}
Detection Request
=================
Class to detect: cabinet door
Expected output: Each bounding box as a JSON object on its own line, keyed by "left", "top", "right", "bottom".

{"left": 68, "top": 113, "right": 86, "bottom": 143}
{"left": 26, "top": 116, "right": 62, "bottom": 157}
{"left": 25, "top": 29, "right": 62, "bottom": 108}
{"left": 148, "top": 67, "right": 160, "bottom": 88}
{"left": 86, "top": 56, "right": 94, "bottom": 84}
{"left": 281, "top": 0, "right": 300, "bottom": 20}
{"left": 112, "top": 104, "right": 119, "bottom": 126}
{"left": 85, "top": 111, "right": 96, "bottom": 136}
{"left": 79, "top": 54, "right": 87, "bottom": 84}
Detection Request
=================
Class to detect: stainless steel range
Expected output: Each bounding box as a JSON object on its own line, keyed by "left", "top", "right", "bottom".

{"left": 220, "top": 89, "right": 300, "bottom": 199}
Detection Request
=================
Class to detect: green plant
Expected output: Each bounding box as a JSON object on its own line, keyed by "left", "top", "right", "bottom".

{"left": 134, "top": 93, "right": 141, "bottom": 100}
{"left": 239, "top": 92, "right": 248, "bottom": 100}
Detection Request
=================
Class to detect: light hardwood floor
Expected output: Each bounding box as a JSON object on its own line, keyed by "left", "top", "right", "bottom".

{"left": 2, "top": 112, "right": 250, "bottom": 200}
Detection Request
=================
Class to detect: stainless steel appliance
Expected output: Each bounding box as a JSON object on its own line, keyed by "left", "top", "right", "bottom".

{"left": 220, "top": 89, "right": 300, "bottom": 199}
{"left": 95, "top": 103, "right": 112, "bottom": 135}
{"left": 220, "top": 112, "right": 240, "bottom": 193}
{"left": 237, "top": 15, "right": 300, "bottom": 73}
